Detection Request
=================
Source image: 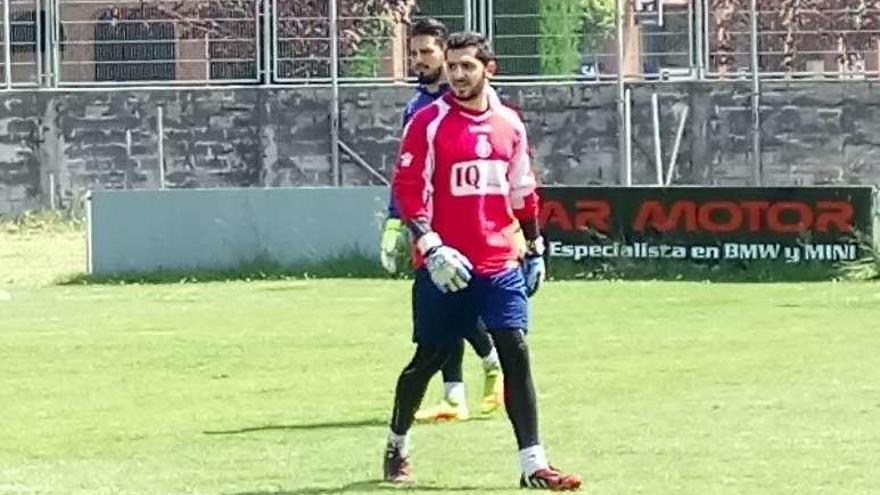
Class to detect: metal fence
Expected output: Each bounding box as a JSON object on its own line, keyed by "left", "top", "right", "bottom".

{"left": 706, "top": 4, "right": 880, "bottom": 79}
{"left": 4, "top": 0, "right": 880, "bottom": 88}
{"left": 1, "top": 0, "right": 41, "bottom": 86}
{"left": 57, "top": 0, "right": 260, "bottom": 85}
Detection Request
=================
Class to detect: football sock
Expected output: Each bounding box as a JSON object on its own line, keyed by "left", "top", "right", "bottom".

{"left": 443, "top": 382, "right": 466, "bottom": 405}
{"left": 482, "top": 347, "right": 501, "bottom": 371}
{"left": 519, "top": 444, "right": 549, "bottom": 476}
{"left": 387, "top": 430, "right": 412, "bottom": 457}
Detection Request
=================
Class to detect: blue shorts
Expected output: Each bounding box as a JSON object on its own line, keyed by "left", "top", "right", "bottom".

{"left": 413, "top": 267, "right": 529, "bottom": 346}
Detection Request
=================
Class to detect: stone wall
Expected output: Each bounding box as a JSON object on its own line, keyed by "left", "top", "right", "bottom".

{"left": 2, "top": 81, "right": 880, "bottom": 215}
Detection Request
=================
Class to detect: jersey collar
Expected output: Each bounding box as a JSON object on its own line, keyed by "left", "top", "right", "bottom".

{"left": 443, "top": 92, "right": 493, "bottom": 118}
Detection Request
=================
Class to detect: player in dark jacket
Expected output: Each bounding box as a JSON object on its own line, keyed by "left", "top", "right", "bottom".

{"left": 379, "top": 19, "right": 504, "bottom": 422}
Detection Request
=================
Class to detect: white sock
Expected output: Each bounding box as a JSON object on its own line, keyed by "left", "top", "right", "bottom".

{"left": 519, "top": 444, "right": 549, "bottom": 476}
{"left": 482, "top": 348, "right": 500, "bottom": 371}
{"left": 387, "top": 430, "right": 411, "bottom": 457}
{"left": 444, "top": 382, "right": 466, "bottom": 405}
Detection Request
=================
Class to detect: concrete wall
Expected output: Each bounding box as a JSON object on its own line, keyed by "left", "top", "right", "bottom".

{"left": 3, "top": 81, "right": 880, "bottom": 215}
{"left": 87, "top": 187, "right": 389, "bottom": 275}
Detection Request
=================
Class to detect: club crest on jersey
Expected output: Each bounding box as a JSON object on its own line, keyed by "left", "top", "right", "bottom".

{"left": 399, "top": 152, "right": 413, "bottom": 168}
{"left": 475, "top": 135, "right": 492, "bottom": 159}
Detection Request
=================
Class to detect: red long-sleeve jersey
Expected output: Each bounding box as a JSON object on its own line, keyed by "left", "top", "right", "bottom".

{"left": 392, "top": 92, "right": 540, "bottom": 276}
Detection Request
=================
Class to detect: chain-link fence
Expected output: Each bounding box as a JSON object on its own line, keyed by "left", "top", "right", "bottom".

{"left": 273, "top": 0, "right": 328, "bottom": 81}
{"left": 707, "top": 3, "right": 880, "bottom": 78}
{"left": 0, "top": 0, "right": 42, "bottom": 86}
{"left": 5, "top": 1, "right": 880, "bottom": 88}
{"left": 51, "top": 0, "right": 261, "bottom": 85}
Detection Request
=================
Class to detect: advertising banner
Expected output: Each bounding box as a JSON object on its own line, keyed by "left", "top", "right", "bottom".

{"left": 539, "top": 187, "right": 876, "bottom": 266}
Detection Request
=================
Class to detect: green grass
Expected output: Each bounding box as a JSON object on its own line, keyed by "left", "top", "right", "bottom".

{"left": 1, "top": 225, "right": 879, "bottom": 494}
{"left": 0, "top": 212, "right": 86, "bottom": 288}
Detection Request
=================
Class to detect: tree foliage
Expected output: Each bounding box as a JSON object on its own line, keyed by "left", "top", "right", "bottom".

{"left": 540, "top": 0, "right": 616, "bottom": 75}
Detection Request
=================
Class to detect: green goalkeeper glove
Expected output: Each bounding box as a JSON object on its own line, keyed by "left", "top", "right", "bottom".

{"left": 380, "top": 218, "right": 409, "bottom": 274}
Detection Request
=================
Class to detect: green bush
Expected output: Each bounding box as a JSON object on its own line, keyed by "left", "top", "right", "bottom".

{"left": 581, "top": 0, "right": 616, "bottom": 55}
{"left": 346, "top": 34, "right": 389, "bottom": 78}
{"left": 540, "top": 0, "right": 615, "bottom": 75}
{"left": 345, "top": 16, "right": 393, "bottom": 78}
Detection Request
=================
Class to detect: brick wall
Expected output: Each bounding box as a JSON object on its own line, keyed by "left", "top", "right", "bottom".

{"left": 2, "top": 81, "right": 880, "bottom": 216}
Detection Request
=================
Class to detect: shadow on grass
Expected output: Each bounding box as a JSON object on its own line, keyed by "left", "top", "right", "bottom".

{"left": 204, "top": 418, "right": 388, "bottom": 435}
{"left": 231, "top": 479, "right": 512, "bottom": 494}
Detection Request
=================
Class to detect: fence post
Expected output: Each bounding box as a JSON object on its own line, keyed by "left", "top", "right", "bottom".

{"left": 35, "top": 0, "right": 43, "bottom": 85}
{"left": 749, "top": 0, "right": 762, "bottom": 186}
{"left": 694, "top": 0, "right": 704, "bottom": 78}
{"left": 204, "top": 32, "right": 210, "bottom": 80}
{"left": 157, "top": 106, "right": 166, "bottom": 189}
{"left": 329, "top": 0, "right": 341, "bottom": 187}
{"left": 271, "top": 0, "right": 279, "bottom": 82}
{"left": 48, "top": 173, "right": 56, "bottom": 209}
{"left": 616, "top": 0, "right": 631, "bottom": 186}
{"left": 51, "top": 0, "right": 59, "bottom": 86}
{"left": 624, "top": 87, "right": 633, "bottom": 186}
{"left": 485, "top": 0, "right": 493, "bottom": 41}
{"left": 261, "top": 0, "right": 271, "bottom": 84}
{"left": 651, "top": 91, "right": 663, "bottom": 185}
{"left": 4, "top": 0, "right": 12, "bottom": 88}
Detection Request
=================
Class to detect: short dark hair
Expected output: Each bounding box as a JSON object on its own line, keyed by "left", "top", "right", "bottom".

{"left": 411, "top": 18, "right": 448, "bottom": 45}
{"left": 445, "top": 31, "right": 495, "bottom": 65}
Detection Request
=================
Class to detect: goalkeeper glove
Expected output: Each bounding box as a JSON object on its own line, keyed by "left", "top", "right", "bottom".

{"left": 425, "top": 245, "right": 473, "bottom": 293}
{"left": 379, "top": 218, "right": 408, "bottom": 274}
{"left": 522, "top": 237, "right": 546, "bottom": 297}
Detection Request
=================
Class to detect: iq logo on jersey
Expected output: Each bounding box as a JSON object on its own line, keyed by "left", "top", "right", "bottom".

{"left": 450, "top": 160, "right": 509, "bottom": 197}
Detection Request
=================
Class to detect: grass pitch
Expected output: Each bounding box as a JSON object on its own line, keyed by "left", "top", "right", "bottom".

{"left": 1, "top": 224, "right": 878, "bottom": 495}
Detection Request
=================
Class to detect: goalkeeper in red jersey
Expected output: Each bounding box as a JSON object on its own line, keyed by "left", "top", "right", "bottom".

{"left": 382, "top": 31, "right": 581, "bottom": 491}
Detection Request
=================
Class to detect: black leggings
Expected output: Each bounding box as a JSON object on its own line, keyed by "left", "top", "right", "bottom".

{"left": 440, "top": 322, "right": 495, "bottom": 382}
{"left": 490, "top": 329, "right": 540, "bottom": 449}
{"left": 390, "top": 329, "right": 539, "bottom": 449}
{"left": 390, "top": 344, "right": 454, "bottom": 434}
